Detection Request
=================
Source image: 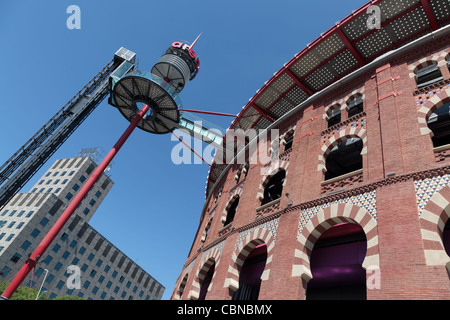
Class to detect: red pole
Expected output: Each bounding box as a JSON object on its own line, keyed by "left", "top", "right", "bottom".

{"left": 171, "top": 131, "right": 211, "bottom": 167}
{"left": 179, "top": 109, "right": 237, "bottom": 118}
{"left": 1, "top": 104, "right": 150, "bottom": 300}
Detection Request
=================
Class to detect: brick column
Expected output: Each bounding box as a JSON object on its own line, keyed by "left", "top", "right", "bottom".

{"left": 257, "top": 207, "right": 305, "bottom": 300}
{"left": 371, "top": 180, "right": 450, "bottom": 299}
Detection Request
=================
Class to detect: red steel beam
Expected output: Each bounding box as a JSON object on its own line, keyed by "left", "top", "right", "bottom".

{"left": 420, "top": 0, "right": 439, "bottom": 31}
{"left": 179, "top": 109, "right": 237, "bottom": 118}
{"left": 285, "top": 69, "right": 314, "bottom": 96}
{"left": 0, "top": 104, "right": 151, "bottom": 300}
{"left": 336, "top": 28, "right": 366, "bottom": 66}
{"left": 171, "top": 130, "right": 212, "bottom": 167}
{"left": 250, "top": 103, "right": 276, "bottom": 123}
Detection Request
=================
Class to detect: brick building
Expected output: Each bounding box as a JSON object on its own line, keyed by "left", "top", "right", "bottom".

{"left": 172, "top": 0, "right": 450, "bottom": 300}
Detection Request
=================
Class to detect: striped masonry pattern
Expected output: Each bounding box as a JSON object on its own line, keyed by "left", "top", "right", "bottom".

{"left": 418, "top": 184, "right": 450, "bottom": 268}
{"left": 323, "top": 87, "right": 366, "bottom": 119}
{"left": 173, "top": 273, "right": 189, "bottom": 300}
{"left": 221, "top": 187, "right": 243, "bottom": 223}
{"left": 188, "top": 246, "right": 222, "bottom": 300}
{"left": 417, "top": 88, "right": 450, "bottom": 136}
{"left": 408, "top": 49, "right": 449, "bottom": 80}
{"left": 173, "top": 257, "right": 197, "bottom": 300}
{"left": 317, "top": 127, "right": 367, "bottom": 173}
{"left": 224, "top": 226, "right": 276, "bottom": 292}
{"left": 292, "top": 202, "right": 379, "bottom": 281}
{"left": 256, "top": 161, "right": 290, "bottom": 201}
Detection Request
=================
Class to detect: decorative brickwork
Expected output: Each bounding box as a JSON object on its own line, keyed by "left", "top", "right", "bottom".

{"left": 317, "top": 127, "right": 367, "bottom": 173}
{"left": 224, "top": 225, "right": 277, "bottom": 293}
{"left": 292, "top": 202, "right": 379, "bottom": 281}
{"left": 173, "top": 19, "right": 450, "bottom": 301}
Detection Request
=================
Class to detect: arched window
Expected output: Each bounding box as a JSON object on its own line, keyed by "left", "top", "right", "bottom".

{"left": 232, "top": 244, "right": 267, "bottom": 300}
{"left": 176, "top": 274, "right": 189, "bottom": 299}
{"left": 427, "top": 102, "right": 450, "bottom": 148}
{"left": 201, "top": 218, "right": 213, "bottom": 243}
{"left": 306, "top": 223, "right": 367, "bottom": 300}
{"left": 325, "top": 138, "right": 363, "bottom": 181}
{"left": 327, "top": 105, "right": 341, "bottom": 128}
{"left": 347, "top": 95, "right": 364, "bottom": 118}
{"left": 235, "top": 163, "right": 250, "bottom": 183}
{"left": 284, "top": 135, "right": 294, "bottom": 151}
{"left": 224, "top": 197, "right": 239, "bottom": 226}
{"left": 262, "top": 170, "right": 286, "bottom": 205}
{"left": 198, "top": 261, "right": 215, "bottom": 300}
{"left": 282, "top": 129, "right": 295, "bottom": 152}
{"left": 243, "top": 163, "right": 250, "bottom": 179}
{"left": 415, "top": 63, "right": 443, "bottom": 88}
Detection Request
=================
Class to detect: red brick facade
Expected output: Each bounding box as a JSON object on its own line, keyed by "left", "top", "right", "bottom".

{"left": 172, "top": 32, "right": 450, "bottom": 300}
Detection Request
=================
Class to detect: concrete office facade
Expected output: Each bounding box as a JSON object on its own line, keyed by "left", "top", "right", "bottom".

{"left": 0, "top": 156, "right": 164, "bottom": 300}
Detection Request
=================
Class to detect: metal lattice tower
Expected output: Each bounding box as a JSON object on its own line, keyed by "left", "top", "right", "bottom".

{"left": 0, "top": 48, "right": 136, "bottom": 210}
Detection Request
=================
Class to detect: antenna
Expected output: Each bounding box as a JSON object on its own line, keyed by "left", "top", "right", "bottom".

{"left": 189, "top": 33, "right": 202, "bottom": 50}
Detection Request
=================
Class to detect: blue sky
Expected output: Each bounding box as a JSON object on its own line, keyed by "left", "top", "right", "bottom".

{"left": 0, "top": 0, "right": 367, "bottom": 299}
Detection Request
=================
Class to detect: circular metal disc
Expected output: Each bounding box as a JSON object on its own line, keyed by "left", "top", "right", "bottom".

{"left": 111, "top": 73, "right": 181, "bottom": 134}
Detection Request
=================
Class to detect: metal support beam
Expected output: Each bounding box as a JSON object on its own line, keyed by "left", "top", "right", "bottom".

{"left": 285, "top": 69, "right": 314, "bottom": 96}
{"left": 0, "top": 105, "right": 150, "bottom": 300}
{"left": 250, "top": 103, "right": 276, "bottom": 123}
{"left": 336, "top": 28, "right": 366, "bottom": 66}
{"left": 420, "top": 0, "right": 439, "bottom": 31}
{"left": 0, "top": 54, "right": 133, "bottom": 210}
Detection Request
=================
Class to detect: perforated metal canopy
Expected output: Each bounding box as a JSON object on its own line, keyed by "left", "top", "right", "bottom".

{"left": 206, "top": 0, "right": 450, "bottom": 197}
{"left": 110, "top": 71, "right": 181, "bottom": 134}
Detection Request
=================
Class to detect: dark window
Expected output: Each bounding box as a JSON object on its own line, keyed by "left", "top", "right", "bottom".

{"left": 306, "top": 223, "right": 367, "bottom": 300}
{"left": 261, "top": 170, "right": 286, "bottom": 205}
{"left": 199, "top": 261, "right": 215, "bottom": 300}
{"left": 347, "top": 96, "right": 364, "bottom": 118}
{"left": 416, "top": 64, "right": 443, "bottom": 88}
{"left": 327, "top": 106, "right": 341, "bottom": 128}
{"left": 428, "top": 102, "right": 450, "bottom": 148}
{"left": 325, "top": 138, "right": 363, "bottom": 181}
{"left": 284, "top": 135, "right": 294, "bottom": 151}
{"left": 224, "top": 197, "right": 239, "bottom": 226}
{"left": 10, "top": 253, "right": 22, "bottom": 263}
{"left": 443, "top": 220, "right": 450, "bottom": 256}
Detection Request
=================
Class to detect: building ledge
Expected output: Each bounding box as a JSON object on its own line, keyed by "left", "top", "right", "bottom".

{"left": 321, "top": 168, "right": 363, "bottom": 186}
{"left": 256, "top": 198, "right": 281, "bottom": 212}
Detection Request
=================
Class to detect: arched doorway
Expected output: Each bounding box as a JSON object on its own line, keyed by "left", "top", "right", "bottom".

{"left": 306, "top": 222, "right": 367, "bottom": 300}
{"left": 232, "top": 243, "right": 267, "bottom": 300}
{"left": 198, "top": 261, "right": 215, "bottom": 300}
